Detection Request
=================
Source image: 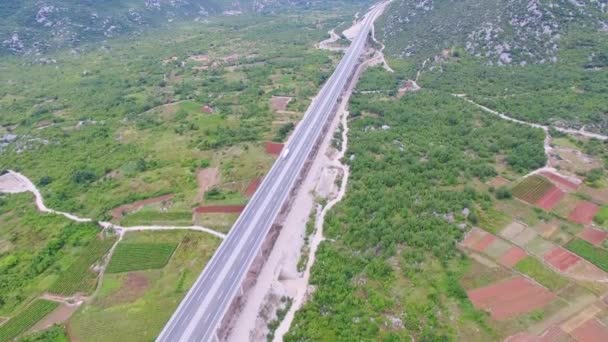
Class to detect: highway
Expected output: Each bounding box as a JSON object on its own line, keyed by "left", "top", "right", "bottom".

{"left": 157, "top": 4, "right": 381, "bottom": 341}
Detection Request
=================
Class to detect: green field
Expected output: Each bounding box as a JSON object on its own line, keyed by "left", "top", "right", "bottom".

{"left": 0, "top": 300, "right": 59, "bottom": 341}
{"left": 478, "top": 207, "right": 512, "bottom": 234}
{"left": 17, "top": 325, "right": 69, "bottom": 342}
{"left": 515, "top": 257, "right": 568, "bottom": 291}
{"left": 47, "top": 237, "right": 117, "bottom": 296}
{"left": 120, "top": 211, "right": 193, "bottom": 227}
{"left": 594, "top": 207, "right": 608, "bottom": 226}
{"left": 566, "top": 239, "right": 608, "bottom": 272}
{"left": 107, "top": 242, "right": 178, "bottom": 273}
{"left": 69, "top": 231, "right": 221, "bottom": 341}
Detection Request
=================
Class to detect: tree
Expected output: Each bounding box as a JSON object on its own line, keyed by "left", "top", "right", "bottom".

{"left": 495, "top": 187, "right": 512, "bottom": 199}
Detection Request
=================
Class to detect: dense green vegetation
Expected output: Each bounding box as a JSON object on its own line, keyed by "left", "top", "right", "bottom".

{"left": 418, "top": 30, "right": 608, "bottom": 135}
{"left": 0, "top": 193, "right": 102, "bottom": 314}
{"left": 0, "top": 10, "right": 355, "bottom": 219}
{"left": 47, "top": 236, "right": 116, "bottom": 296}
{"left": 0, "top": 299, "right": 58, "bottom": 341}
{"left": 595, "top": 207, "right": 608, "bottom": 226}
{"left": 376, "top": 0, "right": 608, "bottom": 134}
{"left": 286, "top": 67, "right": 546, "bottom": 340}
{"left": 107, "top": 242, "right": 177, "bottom": 273}
{"left": 515, "top": 257, "right": 567, "bottom": 291}
{"left": 566, "top": 239, "right": 608, "bottom": 272}
{"left": 18, "top": 325, "right": 68, "bottom": 342}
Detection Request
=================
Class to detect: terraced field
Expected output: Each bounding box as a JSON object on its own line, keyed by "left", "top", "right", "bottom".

{"left": 512, "top": 175, "right": 554, "bottom": 204}
{"left": 0, "top": 300, "right": 58, "bottom": 341}
{"left": 106, "top": 242, "right": 178, "bottom": 273}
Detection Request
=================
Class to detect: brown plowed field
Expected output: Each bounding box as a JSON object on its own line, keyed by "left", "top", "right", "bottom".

{"left": 193, "top": 205, "right": 246, "bottom": 213}
{"left": 578, "top": 226, "right": 608, "bottom": 246}
{"left": 472, "top": 234, "right": 496, "bottom": 252}
{"left": 111, "top": 194, "right": 174, "bottom": 220}
{"left": 571, "top": 319, "right": 608, "bottom": 342}
{"left": 487, "top": 176, "right": 511, "bottom": 188}
{"left": 540, "top": 171, "right": 581, "bottom": 191}
{"left": 544, "top": 247, "right": 581, "bottom": 271}
{"left": 265, "top": 141, "right": 284, "bottom": 155}
{"left": 499, "top": 246, "right": 527, "bottom": 267}
{"left": 568, "top": 202, "right": 600, "bottom": 225}
{"left": 245, "top": 178, "right": 262, "bottom": 197}
{"left": 270, "top": 96, "right": 293, "bottom": 111}
{"left": 467, "top": 276, "right": 555, "bottom": 320}
{"left": 536, "top": 186, "right": 565, "bottom": 211}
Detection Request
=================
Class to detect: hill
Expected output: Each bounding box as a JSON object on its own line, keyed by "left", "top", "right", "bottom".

{"left": 1, "top": 0, "right": 366, "bottom": 55}
{"left": 378, "top": 0, "right": 607, "bottom": 65}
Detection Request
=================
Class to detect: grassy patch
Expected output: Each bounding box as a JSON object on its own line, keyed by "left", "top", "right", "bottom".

{"left": 0, "top": 300, "right": 59, "bottom": 341}
{"left": 18, "top": 325, "right": 69, "bottom": 342}
{"left": 566, "top": 239, "right": 608, "bottom": 272}
{"left": 594, "top": 207, "right": 608, "bottom": 226}
{"left": 47, "top": 237, "right": 117, "bottom": 295}
{"left": 515, "top": 257, "right": 568, "bottom": 291}
{"left": 120, "top": 211, "right": 192, "bottom": 227}
{"left": 106, "top": 242, "right": 177, "bottom": 273}
{"left": 478, "top": 208, "right": 511, "bottom": 234}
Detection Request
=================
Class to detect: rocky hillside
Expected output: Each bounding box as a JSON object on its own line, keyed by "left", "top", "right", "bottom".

{"left": 378, "top": 0, "right": 607, "bottom": 64}
{"left": 1, "top": 0, "right": 365, "bottom": 55}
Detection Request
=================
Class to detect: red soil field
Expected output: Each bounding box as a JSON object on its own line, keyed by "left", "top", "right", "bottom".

{"left": 245, "top": 178, "right": 262, "bottom": 197}
{"left": 544, "top": 247, "right": 581, "bottom": 271}
{"left": 193, "top": 205, "right": 246, "bottom": 214}
{"left": 265, "top": 141, "right": 284, "bottom": 155}
{"left": 499, "top": 246, "right": 527, "bottom": 267}
{"left": 467, "top": 276, "right": 555, "bottom": 320}
{"left": 568, "top": 201, "right": 600, "bottom": 225}
{"left": 535, "top": 186, "right": 565, "bottom": 211}
{"left": 571, "top": 319, "right": 608, "bottom": 342}
{"left": 579, "top": 226, "right": 608, "bottom": 246}
{"left": 471, "top": 234, "right": 496, "bottom": 253}
{"left": 540, "top": 171, "right": 581, "bottom": 191}
{"left": 111, "top": 194, "right": 174, "bottom": 220}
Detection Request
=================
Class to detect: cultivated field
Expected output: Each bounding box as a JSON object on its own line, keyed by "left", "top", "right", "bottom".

{"left": 0, "top": 300, "right": 59, "bottom": 341}
{"left": 47, "top": 237, "right": 117, "bottom": 296}
{"left": 107, "top": 242, "right": 178, "bottom": 273}
{"left": 69, "top": 231, "right": 221, "bottom": 341}
{"left": 512, "top": 175, "right": 560, "bottom": 209}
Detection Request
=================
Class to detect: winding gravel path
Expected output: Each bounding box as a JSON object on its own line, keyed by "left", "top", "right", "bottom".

{"left": 0, "top": 170, "right": 226, "bottom": 239}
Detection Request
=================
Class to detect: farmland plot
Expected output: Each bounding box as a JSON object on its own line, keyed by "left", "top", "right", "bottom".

{"left": 512, "top": 175, "right": 554, "bottom": 205}
{"left": 0, "top": 300, "right": 58, "bottom": 341}
{"left": 47, "top": 237, "right": 117, "bottom": 296}
{"left": 106, "top": 243, "right": 178, "bottom": 273}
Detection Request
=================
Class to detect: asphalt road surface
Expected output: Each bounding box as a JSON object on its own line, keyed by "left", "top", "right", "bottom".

{"left": 157, "top": 5, "right": 380, "bottom": 342}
